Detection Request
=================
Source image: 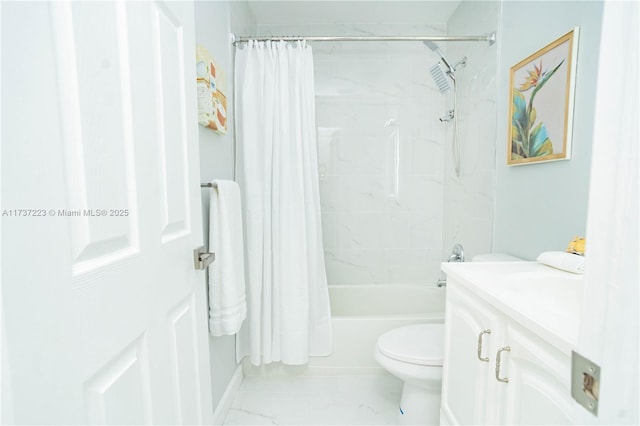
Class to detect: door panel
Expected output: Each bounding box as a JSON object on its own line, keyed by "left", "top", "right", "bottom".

{"left": 503, "top": 323, "right": 577, "bottom": 425}
{"left": 1, "top": 1, "right": 212, "bottom": 424}
{"left": 441, "top": 285, "right": 504, "bottom": 425}
{"left": 167, "top": 295, "right": 203, "bottom": 426}
{"left": 84, "top": 336, "right": 153, "bottom": 425}
{"left": 51, "top": 1, "right": 140, "bottom": 274}
{"left": 152, "top": 2, "right": 191, "bottom": 241}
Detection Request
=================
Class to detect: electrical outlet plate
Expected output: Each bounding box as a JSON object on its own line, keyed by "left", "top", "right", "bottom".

{"left": 571, "top": 351, "right": 600, "bottom": 416}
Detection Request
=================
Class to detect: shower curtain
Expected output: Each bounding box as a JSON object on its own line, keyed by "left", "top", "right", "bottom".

{"left": 234, "top": 40, "right": 332, "bottom": 365}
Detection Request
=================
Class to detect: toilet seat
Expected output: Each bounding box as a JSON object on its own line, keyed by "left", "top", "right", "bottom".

{"left": 377, "top": 323, "right": 443, "bottom": 366}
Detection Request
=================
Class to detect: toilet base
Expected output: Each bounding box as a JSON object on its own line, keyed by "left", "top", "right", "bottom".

{"left": 397, "top": 381, "right": 441, "bottom": 425}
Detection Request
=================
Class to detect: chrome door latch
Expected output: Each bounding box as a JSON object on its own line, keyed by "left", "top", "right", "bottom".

{"left": 571, "top": 351, "right": 600, "bottom": 416}
{"left": 193, "top": 246, "right": 215, "bottom": 270}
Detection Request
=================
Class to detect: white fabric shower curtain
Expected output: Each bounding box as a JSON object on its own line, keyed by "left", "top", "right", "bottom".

{"left": 234, "top": 40, "right": 332, "bottom": 365}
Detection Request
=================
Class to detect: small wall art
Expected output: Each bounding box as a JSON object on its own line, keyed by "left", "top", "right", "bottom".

{"left": 508, "top": 28, "right": 579, "bottom": 165}
{"left": 196, "top": 45, "right": 228, "bottom": 134}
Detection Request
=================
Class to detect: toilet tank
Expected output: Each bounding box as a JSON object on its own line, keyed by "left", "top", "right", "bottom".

{"left": 472, "top": 253, "right": 524, "bottom": 262}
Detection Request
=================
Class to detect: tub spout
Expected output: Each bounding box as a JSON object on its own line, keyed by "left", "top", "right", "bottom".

{"left": 447, "top": 243, "right": 465, "bottom": 262}
{"left": 439, "top": 244, "right": 464, "bottom": 287}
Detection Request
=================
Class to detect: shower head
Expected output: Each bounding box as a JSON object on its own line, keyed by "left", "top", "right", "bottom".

{"left": 423, "top": 40, "right": 440, "bottom": 53}
{"left": 430, "top": 62, "right": 453, "bottom": 94}
{"left": 423, "top": 40, "right": 454, "bottom": 74}
{"left": 423, "top": 41, "right": 468, "bottom": 94}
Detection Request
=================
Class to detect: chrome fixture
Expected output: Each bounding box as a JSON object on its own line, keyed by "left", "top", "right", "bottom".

{"left": 495, "top": 346, "right": 511, "bottom": 383}
{"left": 424, "top": 40, "right": 456, "bottom": 77}
{"left": 477, "top": 329, "right": 492, "bottom": 362}
{"left": 231, "top": 33, "right": 497, "bottom": 45}
{"left": 571, "top": 351, "right": 601, "bottom": 414}
{"left": 439, "top": 110, "right": 455, "bottom": 123}
{"left": 193, "top": 246, "right": 215, "bottom": 270}
{"left": 448, "top": 243, "right": 465, "bottom": 263}
{"left": 436, "top": 243, "right": 466, "bottom": 287}
{"left": 423, "top": 40, "right": 469, "bottom": 177}
{"left": 429, "top": 60, "right": 454, "bottom": 93}
{"left": 423, "top": 41, "right": 467, "bottom": 84}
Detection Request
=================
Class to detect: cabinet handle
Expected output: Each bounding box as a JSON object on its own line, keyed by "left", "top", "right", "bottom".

{"left": 477, "top": 329, "right": 491, "bottom": 362}
{"left": 495, "top": 346, "right": 511, "bottom": 383}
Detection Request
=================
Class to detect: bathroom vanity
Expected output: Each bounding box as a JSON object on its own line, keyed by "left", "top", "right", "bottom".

{"left": 439, "top": 262, "right": 595, "bottom": 426}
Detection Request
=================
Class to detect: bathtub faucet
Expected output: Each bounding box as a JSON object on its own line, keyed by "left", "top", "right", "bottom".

{"left": 447, "top": 243, "right": 465, "bottom": 263}
{"left": 437, "top": 244, "right": 465, "bottom": 287}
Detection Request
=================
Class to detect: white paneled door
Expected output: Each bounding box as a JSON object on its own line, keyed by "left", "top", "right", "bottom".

{"left": 1, "top": 1, "right": 213, "bottom": 424}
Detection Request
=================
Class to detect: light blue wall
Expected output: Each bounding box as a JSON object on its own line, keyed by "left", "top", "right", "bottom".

{"left": 493, "top": 1, "right": 603, "bottom": 260}
{"left": 194, "top": 0, "right": 255, "bottom": 411}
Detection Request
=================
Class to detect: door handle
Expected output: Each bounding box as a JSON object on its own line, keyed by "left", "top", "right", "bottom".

{"left": 477, "top": 329, "right": 491, "bottom": 362}
{"left": 193, "top": 246, "right": 215, "bottom": 270}
{"left": 495, "top": 346, "right": 511, "bottom": 383}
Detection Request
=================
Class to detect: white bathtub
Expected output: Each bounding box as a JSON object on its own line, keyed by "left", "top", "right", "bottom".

{"left": 313, "top": 284, "right": 445, "bottom": 374}
{"left": 243, "top": 284, "right": 445, "bottom": 376}
{"left": 329, "top": 284, "right": 445, "bottom": 317}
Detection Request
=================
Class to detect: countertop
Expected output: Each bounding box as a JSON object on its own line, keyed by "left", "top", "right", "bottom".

{"left": 441, "top": 261, "right": 584, "bottom": 352}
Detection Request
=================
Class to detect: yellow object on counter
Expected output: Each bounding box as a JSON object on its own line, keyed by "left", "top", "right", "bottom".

{"left": 566, "top": 236, "right": 586, "bottom": 256}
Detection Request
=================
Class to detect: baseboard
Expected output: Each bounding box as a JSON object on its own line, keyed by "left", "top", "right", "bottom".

{"left": 212, "top": 364, "right": 243, "bottom": 426}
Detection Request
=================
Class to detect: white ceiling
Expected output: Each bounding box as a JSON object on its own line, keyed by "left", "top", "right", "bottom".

{"left": 246, "top": 1, "right": 462, "bottom": 25}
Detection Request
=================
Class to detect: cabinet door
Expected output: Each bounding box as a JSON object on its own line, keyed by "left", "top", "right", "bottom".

{"left": 500, "top": 322, "right": 587, "bottom": 425}
{"left": 441, "top": 285, "right": 505, "bottom": 425}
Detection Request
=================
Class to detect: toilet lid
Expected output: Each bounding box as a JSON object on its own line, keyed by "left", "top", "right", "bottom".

{"left": 377, "top": 324, "right": 444, "bottom": 366}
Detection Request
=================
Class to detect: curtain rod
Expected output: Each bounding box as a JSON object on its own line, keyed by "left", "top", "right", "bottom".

{"left": 230, "top": 32, "right": 496, "bottom": 45}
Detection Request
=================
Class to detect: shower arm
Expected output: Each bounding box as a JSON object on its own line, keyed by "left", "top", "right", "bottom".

{"left": 452, "top": 57, "right": 467, "bottom": 72}
{"left": 440, "top": 55, "right": 456, "bottom": 76}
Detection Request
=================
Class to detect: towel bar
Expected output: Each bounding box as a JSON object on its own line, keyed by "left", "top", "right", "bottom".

{"left": 201, "top": 183, "right": 218, "bottom": 188}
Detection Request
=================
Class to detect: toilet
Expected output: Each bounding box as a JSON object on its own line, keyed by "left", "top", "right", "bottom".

{"left": 375, "top": 323, "right": 443, "bottom": 425}
{"left": 375, "top": 253, "right": 524, "bottom": 425}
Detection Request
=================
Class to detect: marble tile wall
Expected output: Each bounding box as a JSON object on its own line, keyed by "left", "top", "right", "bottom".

{"left": 257, "top": 19, "right": 497, "bottom": 285}
{"left": 315, "top": 24, "right": 445, "bottom": 286}
{"left": 442, "top": 2, "right": 499, "bottom": 261}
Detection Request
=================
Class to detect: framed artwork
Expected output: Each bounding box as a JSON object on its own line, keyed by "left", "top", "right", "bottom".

{"left": 508, "top": 28, "right": 579, "bottom": 165}
{"left": 196, "top": 45, "right": 228, "bottom": 134}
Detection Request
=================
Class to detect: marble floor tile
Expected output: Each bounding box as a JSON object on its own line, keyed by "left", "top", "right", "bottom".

{"left": 223, "top": 375, "right": 403, "bottom": 425}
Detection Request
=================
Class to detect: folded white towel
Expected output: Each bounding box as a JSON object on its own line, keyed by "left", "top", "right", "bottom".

{"left": 208, "top": 180, "right": 247, "bottom": 336}
{"left": 537, "top": 251, "right": 585, "bottom": 274}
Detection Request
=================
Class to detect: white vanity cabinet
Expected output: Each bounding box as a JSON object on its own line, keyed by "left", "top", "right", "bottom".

{"left": 440, "top": 284, "right": 504, "bottom": 425}
{"left": 440, "top": 263, "right": 594, "bottom": 426}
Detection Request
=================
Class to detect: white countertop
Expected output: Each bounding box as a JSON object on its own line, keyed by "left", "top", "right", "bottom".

{"left": 441, "top": 261, "right": 584, "bottom": 352}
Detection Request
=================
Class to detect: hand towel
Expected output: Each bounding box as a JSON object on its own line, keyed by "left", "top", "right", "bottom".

{"left": 208, "top": 180, "right": 247, "bottom": 335}
{"left": 537, "top": 251, "right": 585, "bottom": 274}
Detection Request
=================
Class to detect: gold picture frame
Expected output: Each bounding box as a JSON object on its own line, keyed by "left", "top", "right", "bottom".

{"left": 508, "top": 28, "right": 579, "bottom": 165}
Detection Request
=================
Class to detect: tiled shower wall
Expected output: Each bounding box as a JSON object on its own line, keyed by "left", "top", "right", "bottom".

{"left": 314, "top": 36, "right": 446, "bottom": 286}
{"left": 442, "top": 2, "right": 500, "bottom": 260}
{"left": 257, "top": 19, "right": 497, "bottom": 286}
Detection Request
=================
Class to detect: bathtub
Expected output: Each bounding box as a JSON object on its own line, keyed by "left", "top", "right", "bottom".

{"left": 242, "top": 284, "right": 445, "bottom": 376}
{"left": 306, "top": 284, "right": 445, "bottom": 375}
